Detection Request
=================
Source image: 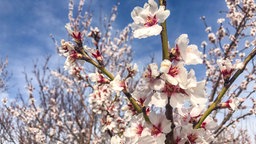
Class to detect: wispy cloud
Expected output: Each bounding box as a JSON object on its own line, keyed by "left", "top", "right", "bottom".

{"left": 0, "top": 0, "right": 69, "bottom": 96}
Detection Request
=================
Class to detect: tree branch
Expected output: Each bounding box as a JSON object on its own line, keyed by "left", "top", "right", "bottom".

{"left": 195, "top": 48, "right": 256, "bottom": 129}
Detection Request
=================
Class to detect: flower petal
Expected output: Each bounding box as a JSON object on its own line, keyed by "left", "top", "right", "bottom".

{"left": 133, "top": 25, "right": 162, "bottom": 39}
{"left": 156, "top": 7, "right": 170, "bottom": 23}
{"left": 148, "top": 92, "right": 167, "bottom": 107}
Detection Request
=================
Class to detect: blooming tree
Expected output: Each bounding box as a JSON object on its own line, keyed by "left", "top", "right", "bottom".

{"left": 1, "top": 0, "right": 256, "bottom": 144}
{"left": 0, "top": 58, "right": 8, "bottom": 92}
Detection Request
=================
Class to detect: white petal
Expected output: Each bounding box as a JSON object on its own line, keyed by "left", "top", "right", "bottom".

{"left": 175, "top": 63, "right": 189, "bottom": 89}
{"left": 189, "top": 80, "right": 206, "bottom": 99}
{"left": 235, "top": 62, "right": 244, "bottom": 69}
{"left": 204, "top": 117, "right": 218, "bottom": 130}
{"left": 161, "top": 120, "right": 172, "bottom": 133}
{"left": 149, "top": 112, "right": 160, "bottom": 125}
{"left": 155, "top": 134, "right": 166, "bottom": 144}
{"left": 123, "top": 127, "right": 137, "bottom": 138}
{"left": 88, "top": 73, "right": 97, "bottom": 82}
{"left": 137, "top": 135, "right": 155, "bottom": 144}
{"left": 131, "top": 7, "right": 148, "bottom": 24}
{"left": 165, "top": 75, "right": 178, "bottom": 85}
{"left": 169, "top": 93, "right": 185, "bottom": 108}
{"left": 148, "top": 0, "right": 158, "bottom": 14}
{"left": 149, "top": 63, "right": 159, "bottom": 77}
{"left": 190, "top": 105, "right": 205, "bottom": 117}
{"left": 160, "top": 59, "right": 172, "bottom": 73}
{"left": 185, "top": 69, "right": 197, "bottom": 88}
{"left": 176, "top": 34, "right": 189, "bottom": 61}
{"left": 111, "top": 135, "right": 121, "bottom": 144}
{"left": 110, "top": 74, "right": 124, "bottom": 91}
{"left": 65, "top": 23, "right": 73, "bottom": 35}
{"left": 150, "top": 79, "right": 165, "bottom": 91}
{"left": 184, "top": 44, "right": 203, "bottom": 65}
{"left": 156, "top": 7, "right": 170, "bottom": 23}
{"left": 131, "top": 7, "right": 144, "bottom": 20}
{"left": 148, "top": 92, "right": 167, "bottom": 107}
{"left": 190, "top": 96, "right": 207, "bottom": 106}
{"left": 133, "top": 25, "right": 162, "bottom": 39}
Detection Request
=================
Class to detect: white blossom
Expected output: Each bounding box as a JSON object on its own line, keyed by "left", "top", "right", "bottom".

{"left": 217, "top": 18, "right": 225, "bottom": 24}
{"left": 131, "top": 0, "right": 170, "bottom": 38}
{"left": 175, "top": 34, "right": 203, "bottom": 65}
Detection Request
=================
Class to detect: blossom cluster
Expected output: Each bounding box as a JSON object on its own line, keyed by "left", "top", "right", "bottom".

{"left": 108, "top": 32, "right": 219, "bottom": 143}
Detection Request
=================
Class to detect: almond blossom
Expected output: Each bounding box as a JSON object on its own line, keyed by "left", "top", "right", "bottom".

{"left": 65, "top": 23, "right": 83, "bottom": 42}
{"left": 208, "top": 32, "right": 216, "bottom": 43}
{"left": 219, "top": 97, "right": 240, "bottom": 110}
{"left": 59, "top": 39, "right": 75, "bottom": 57}
{"left": 122, "top": 112, "right": 171, "bottom": 144}
{"left": 174, "top": 124, "right": 212, "bottom": 144}
{"left": 170, "top": 34, "right": 203, "bottom": 65}
{"left": 88, "top": 72, "right": 110, "bottom": 84}
{"left": 160, "top": 60, "right": 197, "bottom": 89}
{"left": 110, "top": 74, "right": 127, "bottom": 91}
{"left": 131, "top": 0, "right": 170, "bottom": 39}
{"left": 141, "top": 112, "right": 172, "bottom": 144}
{"left": 63, "top": 50, "right": 83, "bottom": 70}
{"left": 59, "top": 39, "right": 86, "bottom": 75}
{"left": 143, "top": 63, "right": 165, "bottom": 91}
{"left": 147, "top": 59, "right": 206, "bottom": 110}
{"left": 217, "top": 58, "right": 243, "bottom": 81}
{"left": 200, "top": 116, "right": 218, "bottom": 130}
{"left": 123, "top": 114, "right": 145, "bottom": 143}
{"left": 132, "top": 79, "right": 153, "bottom": 107}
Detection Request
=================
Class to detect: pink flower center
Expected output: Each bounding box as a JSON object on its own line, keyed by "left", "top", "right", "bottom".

{"left": 61, "top": 45, "right": 69, "bottom": 53}
{"left": 70, "top": 50, "right": 82, "bottom": 60}
{"left": 127, "top": 103, "right": 137, "bottom": 115}
{"left": 136, "top": 124, "right": 144, "bottom": 136}
{"left": 144, "top": 66, "right": 156, "bottom": 79}
{"left": 221, "top": 69, "right": 233, "bottom": 79}
{"left": 224, "top": 99, "right": 233, "bottom": 108}
{"left": 119, "top": 81, "right": 126, "bottom": 89}
{"left": 97, "top": 74, "right": 109, "bottom": 83}
{"left": 163, "top": 83, "right": 187, "bottom": 97}
{"left": 187, "top": 133, "right": 198, "bottom": 143}
{"left": 169, "top": 45, "right": 181, "bottom": 62}
{"left": 138, "top": 98, "right": 145, "bottom": 105}
{"left": 201, "top": 122, "right": 207, "bottom": 129}
{"left": 175, "top": 137, "right": 182, "bottom": 143}
{"left": 70, "top": 50, "right": 78, "bottom": 58}
{"left": 92, "top": 50, "right": 103, "bottom": 61}
{"left": 144, "top": 15, "right": 158, "bottom": 27}
{"left": 72, "top": 31, "right": 82, "bottom": 41}
{"left": 167, "top": 65, "right": 179, "bottom": 77}
{"left": 151, "top": 124, "right": 162, "bottom": 136}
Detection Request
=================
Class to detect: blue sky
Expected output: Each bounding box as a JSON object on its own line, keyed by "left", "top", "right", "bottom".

{"left": 0, "top": 0, "right": 226, "bottom": 95}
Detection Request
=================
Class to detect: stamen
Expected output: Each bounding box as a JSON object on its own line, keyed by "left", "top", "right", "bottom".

{"left": 144, "top": 15, "right": 158, "bottom": 27}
